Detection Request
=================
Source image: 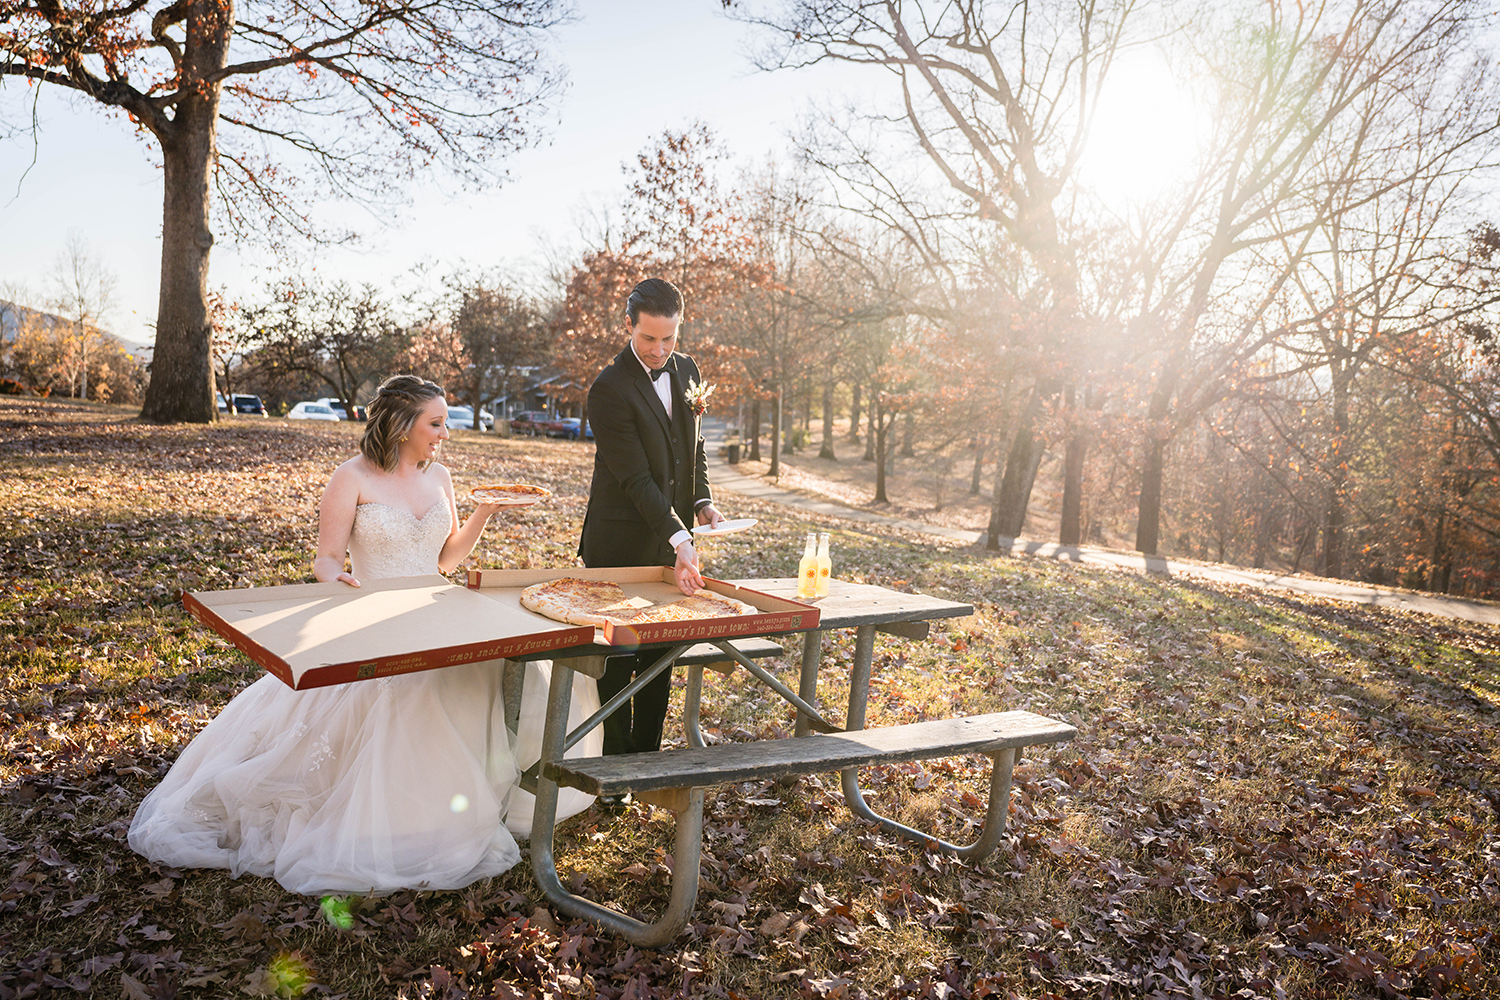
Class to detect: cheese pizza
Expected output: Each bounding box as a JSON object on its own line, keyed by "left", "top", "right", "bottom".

{"left": 471, "top": 483, "right": 552, "bottom": 505}
{"left": 520, "top": 577, "right": 635, "bottom": 626}
{"left": 619, "top": 592, "right": 757, "bottom": 624}
{"left": 520, "top": 578, "right": 757, "bottom": 627}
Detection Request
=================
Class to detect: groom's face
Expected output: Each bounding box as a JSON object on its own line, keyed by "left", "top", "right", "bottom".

{"left": 629, "top": 312, "right": 680, "bottom": 370}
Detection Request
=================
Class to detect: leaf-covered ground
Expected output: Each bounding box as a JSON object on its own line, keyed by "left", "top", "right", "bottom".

{"left": 2, "top": 397, "right": 1498, "bottom": 999}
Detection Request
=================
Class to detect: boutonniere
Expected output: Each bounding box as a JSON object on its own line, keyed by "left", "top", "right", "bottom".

{"left": 683, "top": 379, "right": 716, "bottom": 417}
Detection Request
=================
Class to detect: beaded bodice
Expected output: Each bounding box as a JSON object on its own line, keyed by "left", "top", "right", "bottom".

{"left": 348, "top": 502, "right": 450, "bottom": 580}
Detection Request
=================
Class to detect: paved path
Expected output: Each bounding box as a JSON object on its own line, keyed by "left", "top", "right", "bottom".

{"left": 702, "top": 422, "right": 1500, "bottom": 626}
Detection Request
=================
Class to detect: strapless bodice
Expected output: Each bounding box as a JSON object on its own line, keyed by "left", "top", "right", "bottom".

{"left": 348, "top": 502, "right": 450, "bottom": 580}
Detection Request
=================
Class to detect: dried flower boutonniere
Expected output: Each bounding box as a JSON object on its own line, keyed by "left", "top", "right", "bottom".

{"left": 683, "top": 379, "right": 716, "bottom": 417}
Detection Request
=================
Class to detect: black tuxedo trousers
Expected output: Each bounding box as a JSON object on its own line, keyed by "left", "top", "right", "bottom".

{"left": 578, "top": 347, "right": 713, "bottom": 756}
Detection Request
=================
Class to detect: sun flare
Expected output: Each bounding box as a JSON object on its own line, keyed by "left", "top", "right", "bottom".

{"left": 1080, "top": 53, "right": 1204, "bottom": 211}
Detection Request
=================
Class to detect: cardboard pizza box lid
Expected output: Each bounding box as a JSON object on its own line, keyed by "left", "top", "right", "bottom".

{"left": 465, "top": 566, "right": 821, "bottom": 646}
{"left": 183, "top": 574, "right": 594, "bottom": 689}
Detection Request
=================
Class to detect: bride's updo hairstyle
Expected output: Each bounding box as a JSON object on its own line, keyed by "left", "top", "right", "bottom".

{"left": 361, "top": 374, "right": 445, "bottom": 472}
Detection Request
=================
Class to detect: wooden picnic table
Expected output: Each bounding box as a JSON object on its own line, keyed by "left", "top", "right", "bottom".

{"left": 509, "top": 577, "right": 1075, "bottom": 946}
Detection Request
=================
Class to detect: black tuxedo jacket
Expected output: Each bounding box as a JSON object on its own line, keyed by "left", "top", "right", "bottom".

{"left": 578, "top": 346, "right": 712, "bottom": 568}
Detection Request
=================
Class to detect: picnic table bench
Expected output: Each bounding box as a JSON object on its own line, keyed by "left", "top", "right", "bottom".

{"left": 508, "top": 578, "right": 1078, "bottom": 947}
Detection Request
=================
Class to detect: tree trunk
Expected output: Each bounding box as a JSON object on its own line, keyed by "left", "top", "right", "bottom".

{"left": 1290, "top": 522, "right": 1314, "bottom": 574}
{"left": 848, "top": 383, "right": 861, "bottom": 442}
{"left": 819, "top": 382, "right": 836, "bottom": 460}
{"left": 769, "top": 390, "right": 782, "bottom": 478}
{"left": 1060, "top": 433, "right": 1087, "bottom": 546}
{"left": 863, "top": 394, "right": 876, "bottom": 461}
{"left": 901, "top": 410, "right": 915, "bottom": 457}
{"left": 991, "top": 424, "right": 1045, "bottom": 542}
{"left": 1133, "top": 378, "right": 1176, "bottom": 555}
{"left": 1322, "top": 360, "right": 1350, "bottom": 579}
{"left": 1058, "top": 385, "right": 1086, "bottom": 546}
{"left": 1135, "top": 438, "right": 1166, "bottom": 555}
{"left": 138, "top": 0, "right": 233, "bottom": 424}
{"left": 1322, "top": 482, "right": 1345, "bottom": 579}
{"left": 989, "top": 380, "right": 1054, "bottom": 545}
{"left": 969, "top": 436, "right": 985, "bottom": 495}
{"left": 79, "top": 327, "right": 90, "bottom": 402}
{"left": 749, "top": 399, "right": 762, "bottom": 462}
{"left": 874, "top": 399, "right": 888, "bottom": 503}
{"left": 1430, "top": 510, "right": 1451, "bottom": 592}
{"left": 1252, "top": 504, "right": 1274, "bottom": 569}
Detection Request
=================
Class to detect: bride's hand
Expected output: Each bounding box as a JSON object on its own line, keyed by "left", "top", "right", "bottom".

{"left": 335, "top": 571, "right": 361, "bottom": 588}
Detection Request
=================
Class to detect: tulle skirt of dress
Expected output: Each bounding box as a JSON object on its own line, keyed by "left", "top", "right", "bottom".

{"left": 128, "top": 658, "right": 602, "bottom": 896}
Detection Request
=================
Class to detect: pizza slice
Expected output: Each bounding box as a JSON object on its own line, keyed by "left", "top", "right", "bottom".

{"left": 471, "top": 483, "right": 552, "bottom": 505}
{"left": 520, "top": 578, "right": 635, "bottom": 626}
{"left": 606, "top": 590, "right": 758, "bottom": 625}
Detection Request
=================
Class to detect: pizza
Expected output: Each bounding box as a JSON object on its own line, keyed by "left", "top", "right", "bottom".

{"left": 520, "top": 578, "right": 638, "bottom": 626}
{"left": 471, "top": 483, "right": 552, "bottom": 505}
{"left": 621, "top": 592, "right": 758, "bottom": 624}
{"left": 520, "top": 578, "right": 757, "bottom": 627}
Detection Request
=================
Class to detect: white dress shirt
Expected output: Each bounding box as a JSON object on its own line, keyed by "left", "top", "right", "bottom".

{"left": 633, "top": 345, "right": 672, "bottom": 419}
{"left": 632, "top": 346, "right": 691, "bottom": 552}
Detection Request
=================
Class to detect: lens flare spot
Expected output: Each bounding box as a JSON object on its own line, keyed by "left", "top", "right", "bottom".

{"left": 319, "top": 894, "right": 354, "bottom": 930}
{"left": 266, "top": 951, "right": 315, "bottom": 996}
{"left": 450, "top": 793, "right": 470, "bottom": 813}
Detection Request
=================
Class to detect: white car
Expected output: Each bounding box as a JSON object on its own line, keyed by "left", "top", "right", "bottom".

{"left": 446, "top": 405, "right": 493, "bottom": 430}
{"left": 287, "top": 401, "right": 342, "bottom": 422}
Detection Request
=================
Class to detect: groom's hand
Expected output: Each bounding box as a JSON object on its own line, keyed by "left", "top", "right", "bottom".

{"left": 695, "top": 503, "right": 725, "bottom": 530}
{"left": 673, "top": 539, "right": 704, "bottom": 594}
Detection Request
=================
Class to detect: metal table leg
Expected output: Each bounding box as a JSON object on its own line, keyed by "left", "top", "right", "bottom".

{"left": 528, "top": 657, "right": 705, "bottom": 948}
{"left": 502, "top": 659, "right": 524, "bottom": 736}
{"left": 684, "top": 662, "right": 708, "bottom": 748}
{"left": 793, "top": 629, "right": 824, "bottom": 738}
{"left": 838, "top": 623, "right": 1014, "bottom": 860}
{"left": 710, "top": 639, "right": 838, "bottom": 733}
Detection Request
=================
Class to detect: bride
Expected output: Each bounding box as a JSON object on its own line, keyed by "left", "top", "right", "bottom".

{"left": 128, "top": 375, "right": 601, "bottom": 895}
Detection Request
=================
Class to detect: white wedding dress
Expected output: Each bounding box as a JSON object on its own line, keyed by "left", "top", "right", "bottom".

{"left": 128, "top": 502, "right": 601, "bottom": 894}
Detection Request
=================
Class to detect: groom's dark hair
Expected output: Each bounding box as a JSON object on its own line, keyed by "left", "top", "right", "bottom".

{"left": 625, "top": 278, "right": 683, "bottom": 325}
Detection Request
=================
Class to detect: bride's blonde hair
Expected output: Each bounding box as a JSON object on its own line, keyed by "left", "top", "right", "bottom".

{"left": 362, "top": 375, "right": 445, "bottom": 472}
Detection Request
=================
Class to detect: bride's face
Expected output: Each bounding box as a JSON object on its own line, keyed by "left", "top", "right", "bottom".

{"left": 402, "top": 396, "right": 450, "bottom": 463}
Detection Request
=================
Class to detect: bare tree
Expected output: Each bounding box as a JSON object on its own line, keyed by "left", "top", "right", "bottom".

{"left": 742, "top": 0, "right": 1136, "bottom": 546}
{"left": 49, "top": 232, "right": 117, "bottom": 402}
{"left": 1116, "top": 0, "right": 1500, "bottom": 556}
{"left": 452, "top": 277, "right": 551, "bottom": 430}
{"left": 245, "top": 276, "right": 408, "bottom": 413}
{"left": 3, "top": 0, "right": 565, "bottom": 423}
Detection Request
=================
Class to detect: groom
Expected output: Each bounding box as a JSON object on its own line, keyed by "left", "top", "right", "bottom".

{"left": 578, "top": 277, "right": 725, "bottom": 810}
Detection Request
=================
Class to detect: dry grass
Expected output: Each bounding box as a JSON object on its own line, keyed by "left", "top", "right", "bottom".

{"left": 1, "top": 396, "right": 1498, "bottom": 998}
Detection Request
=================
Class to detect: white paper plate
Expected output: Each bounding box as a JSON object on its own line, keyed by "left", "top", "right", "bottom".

{"left": 692, "top": 517, "right": 758, "bottom": 536}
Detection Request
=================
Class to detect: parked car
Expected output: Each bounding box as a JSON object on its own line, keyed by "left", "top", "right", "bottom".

{"left": 227, "top": 393, "right": 267, "bottom": 416}
{"left": 317, "top": 398, "right": 366, "bottom": 421}
{"left": 508, "top": 410, "right": 556, "bottom": 436}
{"left": 287, "top": 401, "right": 342, "bottom": 421}
{"left": 445, "top": 405, "right": 494, "bottom": 430}
{"left": 547, "top": 417, "right": 593, "bottom": 441}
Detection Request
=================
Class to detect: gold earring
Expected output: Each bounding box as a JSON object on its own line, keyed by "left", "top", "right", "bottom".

{"left": 400, "top": 435, "right": 408, "bottom": 442}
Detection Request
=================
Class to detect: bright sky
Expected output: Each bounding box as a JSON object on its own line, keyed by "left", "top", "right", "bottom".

{"left": 0, "top": 1, "right": 853, "bottom": 348}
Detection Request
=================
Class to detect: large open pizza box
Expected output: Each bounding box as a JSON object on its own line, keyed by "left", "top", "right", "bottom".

{"left": 183, "top": 575, "right": 595, "bottom": 690}
{"left": 466, "top": 565, "right": 821, "bottom": 646}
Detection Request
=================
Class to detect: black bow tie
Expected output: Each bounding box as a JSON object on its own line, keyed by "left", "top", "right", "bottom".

{"left": 650, "top": 367, "right": 669, "bottom": 382}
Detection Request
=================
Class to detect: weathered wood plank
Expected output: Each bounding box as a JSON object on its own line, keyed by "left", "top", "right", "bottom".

{"left": 545, "top": 711, "right": 1075, "bottom": 796}
{"left": 729, "top": 578, "right": 973, "bottom": 631}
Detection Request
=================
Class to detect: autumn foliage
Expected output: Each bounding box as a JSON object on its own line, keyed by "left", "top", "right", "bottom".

{"left": 2, "top": 397, "right": 1497, "bottom": 998}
